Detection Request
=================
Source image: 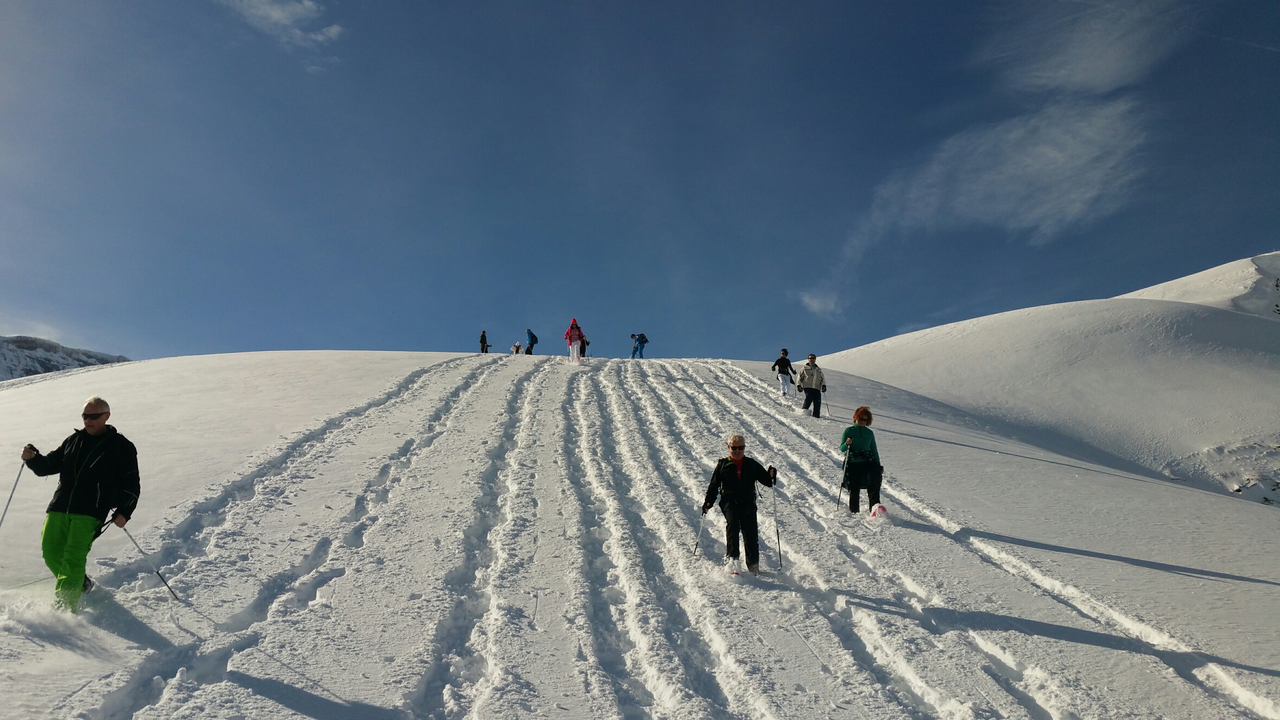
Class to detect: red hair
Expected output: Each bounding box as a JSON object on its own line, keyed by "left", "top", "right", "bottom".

{"left": 854, "top": 406, "right": 873, "bottom": 425}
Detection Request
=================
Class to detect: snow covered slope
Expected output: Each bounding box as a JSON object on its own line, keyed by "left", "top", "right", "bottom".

{"left": 824, "top": 252, "right": 1280, "bottom": 505}
{"left": 1122, "top": 252, "right": 1280, "bottom": 321}
{"left": 0, "top": 336, "right": 130, "bottom": 382}
{"left": 1, "top": 353, "right": 1277, "bottom": 719}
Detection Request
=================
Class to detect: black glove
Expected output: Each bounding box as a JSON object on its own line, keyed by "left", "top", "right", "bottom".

{"left": 821, "top": 385, "right": 827, "bottom": 392}
{"left": 701, "top": 502, "right": 712, "bottom": 515}
{"left": 767, "top": 466, "right": 777, "bottom": 486}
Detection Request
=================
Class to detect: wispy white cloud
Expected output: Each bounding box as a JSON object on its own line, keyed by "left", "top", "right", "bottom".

{"left": 978, "top": 0, "right": 1196, "bottom": 94}
{"left": 799, "top": 287, "right": 839, "bottom": 316}
{"left": 217, "top": 0, "right": 344, "bottom": 49}
{"left": 804, "top": 0, "right": 1195, "bottom": 317}
{"left": 866, "top": 98, "right": 1145, "bottom": 246}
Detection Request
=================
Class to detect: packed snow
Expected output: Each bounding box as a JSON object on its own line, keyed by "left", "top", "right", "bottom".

{"left": 0, "top": 257, "right": 1278, "bottom": 720}
{"left": 824, "top": 252, "right": 1280, "bottom": 505}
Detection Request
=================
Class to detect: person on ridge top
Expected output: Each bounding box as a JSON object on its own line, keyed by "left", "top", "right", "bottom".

{"left": 565, "top": 319, "right": 586, "bottom": 363}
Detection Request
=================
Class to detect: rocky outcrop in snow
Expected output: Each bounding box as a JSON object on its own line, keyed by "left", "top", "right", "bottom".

{"left": 0, "top": 336, "right": 129, "bottom": 382}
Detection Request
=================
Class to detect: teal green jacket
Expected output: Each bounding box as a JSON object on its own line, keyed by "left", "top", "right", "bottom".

{"left": 840, "top": 424, "right": 880, "bottom": 465}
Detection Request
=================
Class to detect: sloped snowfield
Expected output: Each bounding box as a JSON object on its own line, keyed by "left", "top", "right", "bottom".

{"left": 2, "top": 355, "right": 1275, "bottom": 719}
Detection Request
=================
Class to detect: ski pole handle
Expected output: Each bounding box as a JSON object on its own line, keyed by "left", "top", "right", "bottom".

{"left": 0, "top": 464, "right": 24, "bottom": 533}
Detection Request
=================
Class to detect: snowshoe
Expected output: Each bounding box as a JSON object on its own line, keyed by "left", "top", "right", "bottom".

{"left": 869, "top": 504, "right": 888, "bottom": 519}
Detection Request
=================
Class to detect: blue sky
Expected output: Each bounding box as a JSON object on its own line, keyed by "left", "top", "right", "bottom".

{"left": 1, "top": 1, "right": 1276, "bottom": 361}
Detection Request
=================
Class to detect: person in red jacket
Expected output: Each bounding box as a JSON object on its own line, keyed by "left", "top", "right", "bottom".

{"left": 565, "top": 319, "right": 586, "bottom": 363}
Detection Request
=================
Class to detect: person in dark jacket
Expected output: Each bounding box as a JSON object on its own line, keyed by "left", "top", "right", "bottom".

{"left": 21, "top": 396, "right": 140, "bottom": 611}
{"left": 630, "top": 333, "right": 648, "bottom": 359}
{"left": 479, "top": 331, "right": 490, "bottom": 353}
{"left": 525, "top": 329, "right": 538, "bottom": 355}
{"left": 771, "top": 349, "right": 796, "bottom": 397}
{"left": 702, "top": 434, "right": 777, "bottom": 576}
{"left": 840, "top": 406, "right": 883, "bottom": 514}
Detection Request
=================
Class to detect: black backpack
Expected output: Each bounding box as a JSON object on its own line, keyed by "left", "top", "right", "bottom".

{"left": 637, "top": 333, "right": 648, "bottom": 344}
{"left": 530, "top": 332, "right": 538, "bottom": 344}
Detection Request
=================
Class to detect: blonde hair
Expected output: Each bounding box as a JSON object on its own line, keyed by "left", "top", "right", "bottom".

{"left": 84, "top": 396, "right": 110, "bottom": 412}
{"left": 727, "top": 434, "right": 745, "bottom": 447}
{"left": 854, "top": 406, "right": 872, "bottom": 425}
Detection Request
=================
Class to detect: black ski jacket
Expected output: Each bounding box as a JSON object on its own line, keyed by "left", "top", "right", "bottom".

{"left": 704, "top": 456, "right": 774, "bottom": 511}
{"left": 25, "top": 426, "right": 140, "bottom": 522}
{"left": 771, "top": 356, "right": 795, "bottom": 377}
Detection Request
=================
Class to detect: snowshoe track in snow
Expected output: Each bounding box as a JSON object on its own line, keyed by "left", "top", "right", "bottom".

{"left": 16, "top": 355, "right": 1275, "bottom": 720}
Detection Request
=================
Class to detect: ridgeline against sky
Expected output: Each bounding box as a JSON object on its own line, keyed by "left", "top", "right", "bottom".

{"left": 1, "top": 1, "right": 1276, "bottom": 360}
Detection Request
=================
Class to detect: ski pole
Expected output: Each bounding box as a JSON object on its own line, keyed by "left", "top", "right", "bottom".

{"left": 120, "top": 525, "right": 181, "bottom": 601}
{"left": 692, "top": 510, "right": 706, "bottom": 556}
{"left": 0, "top": 463, "right": 24, "bottom": 533}
{"left": 836, "top": 447, "right": 848, "bottom": 509}
{"left": 772, "top": 482, "right": 783, "bottom": 572}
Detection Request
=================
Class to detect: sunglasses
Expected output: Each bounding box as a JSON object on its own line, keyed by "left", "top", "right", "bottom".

{"left": 82, "top": 411, "right": 108, "bottom": 420}
{"left": 729, "top": 445, "right": 745, "bottom": 451}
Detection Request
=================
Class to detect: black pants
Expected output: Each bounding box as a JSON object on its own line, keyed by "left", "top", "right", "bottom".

{"left": 802, "top": 388, "right": 822, "bottom": 417}
{"left": 722, "top": 502, "right": 760, "bottom": 567}
{"left": 843, "top": 462, "right": 882, "bottom": 512}
{"left": 524, "top": 343, "right": 535, "bottom": 355}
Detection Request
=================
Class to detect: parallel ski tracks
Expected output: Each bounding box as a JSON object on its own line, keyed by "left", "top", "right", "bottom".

{"left": 631, "top": 361, "right": 960, "bottom": 720}
{"left": 571, "top": 368, "right": 735, "bottom": 720}
{"left": 46, "top": 355, "right": 1275, "bottom": 720}
{"left": 693, "top": 360, "right": 1271, "bottom": 720}
{"left": 74, "top": 356, "right": 507, "bottom": 718}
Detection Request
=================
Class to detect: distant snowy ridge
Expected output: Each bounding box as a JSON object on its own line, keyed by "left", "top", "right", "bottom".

{"left": 1122, "top": 251, "right": 1280, "bottom": 321}
{"left": 825, "top": 252, "right": 1280, "bottom": 505}
{"left": 0, "top": 335, "right": 130, "bottom": 382}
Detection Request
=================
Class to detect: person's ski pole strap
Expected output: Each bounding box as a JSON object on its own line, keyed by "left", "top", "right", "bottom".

{"left": 121, "top": 526, "right": 181, "bottom": 601}
{"left": 0, "top": 464, "right": 24, "bottom": 533}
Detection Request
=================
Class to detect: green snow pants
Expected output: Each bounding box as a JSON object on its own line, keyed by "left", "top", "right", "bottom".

{"left": 41, "top": 512, "right": 99, "bottom": 611}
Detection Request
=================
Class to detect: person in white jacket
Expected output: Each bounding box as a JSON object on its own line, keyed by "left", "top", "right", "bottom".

{"left": 796, "top": 354, "right": 826, "bottom": 418}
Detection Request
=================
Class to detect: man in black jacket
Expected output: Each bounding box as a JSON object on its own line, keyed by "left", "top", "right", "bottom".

{"left": 21, "top": 396, "right": 140, "bottom": 610}
{"left": 702, "top": 434, "right": 776, "bottom": 576}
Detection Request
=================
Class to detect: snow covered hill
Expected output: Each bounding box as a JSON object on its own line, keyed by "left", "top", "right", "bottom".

{"left": 824, "top": 252, "right": 1280, "bottom": 505}
{"left": 0, "top": 335, "right": 130, "bottom": 382}
{"left": 1, "top": 350, "right": 1277, "bottom": 719}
